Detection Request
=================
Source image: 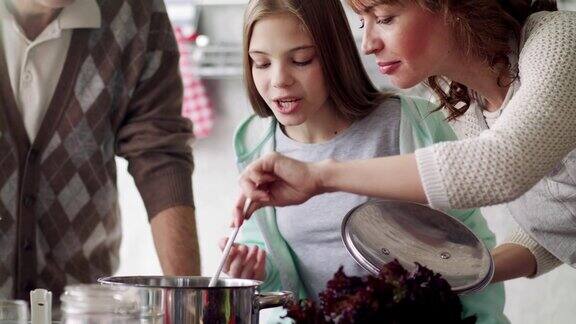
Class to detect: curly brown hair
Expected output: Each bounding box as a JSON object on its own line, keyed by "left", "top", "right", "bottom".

{"left": 347, "top": 0, "right": 558, "bottom": 120}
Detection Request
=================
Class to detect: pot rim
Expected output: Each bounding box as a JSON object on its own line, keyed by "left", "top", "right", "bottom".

{"left": 98, "top": 276, "right": 264, "bottom": 289}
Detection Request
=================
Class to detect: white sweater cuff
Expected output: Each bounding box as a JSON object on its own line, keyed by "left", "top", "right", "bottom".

{"left": 505, "top": 227, "right": 563, "bottom": 278}
{"left": 415, "top": 147, "right": 451, "bottom": 210}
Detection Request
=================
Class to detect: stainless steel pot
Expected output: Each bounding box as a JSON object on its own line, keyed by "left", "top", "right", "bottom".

{"left": 97, "top": 276, "right": 293, "bottom": 324}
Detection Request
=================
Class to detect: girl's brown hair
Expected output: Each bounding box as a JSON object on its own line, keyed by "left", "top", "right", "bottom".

{"left": 243, "top": 0, "right": 391, "bottom": 121}
{"left": 347, "top": 0, "right": 558, "bottom": 120}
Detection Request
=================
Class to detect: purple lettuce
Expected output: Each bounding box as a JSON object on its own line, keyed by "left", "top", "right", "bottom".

{"left": 283, "top": 260, "right": 476, "bottom": 324}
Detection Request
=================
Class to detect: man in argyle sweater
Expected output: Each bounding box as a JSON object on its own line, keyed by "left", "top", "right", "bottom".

{"left": 0, "top": 0, "right": 200, "bottom": 300}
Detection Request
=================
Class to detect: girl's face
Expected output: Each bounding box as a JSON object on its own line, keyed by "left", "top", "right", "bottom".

{"left": 249, "top": 13, "right": 330, "bottom": 127}
{"left": 359, "top": 2, "right": 453, "bottom": 89}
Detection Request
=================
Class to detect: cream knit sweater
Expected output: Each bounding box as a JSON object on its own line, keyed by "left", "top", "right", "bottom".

{"left": 416, "top": 11, "right": 576, "bottom": 210}
{"left": 450, "top": 89, "right": 562, "bottom": 277}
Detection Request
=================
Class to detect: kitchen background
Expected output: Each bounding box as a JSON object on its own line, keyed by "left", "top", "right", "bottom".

{"left": 115, "top": 1, "right": 576, "bottom": 323}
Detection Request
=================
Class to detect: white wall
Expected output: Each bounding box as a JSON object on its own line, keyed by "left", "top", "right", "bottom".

{"left": 114, "top": 1, "right": 576, "bottom": 323}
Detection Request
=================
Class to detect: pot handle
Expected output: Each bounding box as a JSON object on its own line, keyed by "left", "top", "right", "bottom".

{"left": 256, "top": 291, "right": 295, "bottom": 310}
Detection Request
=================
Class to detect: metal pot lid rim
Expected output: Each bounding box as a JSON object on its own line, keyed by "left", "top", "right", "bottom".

{"left": 341, "top": 200, "right": 494, "bottom": 294}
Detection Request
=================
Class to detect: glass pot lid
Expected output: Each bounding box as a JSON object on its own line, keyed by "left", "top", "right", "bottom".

{"left": 341, "top": 200, "right": 493, "bottom": 295}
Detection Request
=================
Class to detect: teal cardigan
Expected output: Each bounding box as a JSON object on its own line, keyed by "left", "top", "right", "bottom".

{"left": 234, "top": 96, "right": 508, "bottom": 324}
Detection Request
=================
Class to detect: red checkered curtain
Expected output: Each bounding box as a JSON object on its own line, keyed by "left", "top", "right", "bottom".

{"left": 174, "top": 27, "right": 214, "bottom": 138}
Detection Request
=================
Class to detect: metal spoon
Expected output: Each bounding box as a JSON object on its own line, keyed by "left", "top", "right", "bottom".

{"left": 209, "top": 198, "right": 252, "bottom": 287}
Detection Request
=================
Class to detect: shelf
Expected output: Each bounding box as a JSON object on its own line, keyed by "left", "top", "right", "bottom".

{"left": 183, "top": 43, "right": 243, "bottom": 78}
{"left": 192, "top": 66, "right": 243, "bottom": 79}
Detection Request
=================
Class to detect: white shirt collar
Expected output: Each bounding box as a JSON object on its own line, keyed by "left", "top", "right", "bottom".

{"left": 0, "top": 0, "right": 101, "bottom": 30}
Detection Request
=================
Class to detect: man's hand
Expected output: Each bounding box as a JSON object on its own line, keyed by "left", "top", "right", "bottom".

{"left": 151, "top": 206, "right": 200, "bottom": 275}
{"left": 218, "top": 238, "right": 266, "bottom": 281}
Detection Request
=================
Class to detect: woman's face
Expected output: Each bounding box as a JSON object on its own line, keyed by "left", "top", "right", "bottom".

{"left": 249, "top": 13, "right": 330, "bottom": 127}
{"left": 359, "top": 2, "right": 453, "bottom": 89}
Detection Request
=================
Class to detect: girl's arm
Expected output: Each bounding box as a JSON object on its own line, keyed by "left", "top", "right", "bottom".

{"left": 234, "top": 202, "right": 283, "bottom": 292}
{"left": 219, "top": 238, "right": 267, "bottom": 281}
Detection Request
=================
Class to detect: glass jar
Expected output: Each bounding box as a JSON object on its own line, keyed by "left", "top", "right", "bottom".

{"left": 60, "top": 284, "right": 162, "bottom": 324}
{"left": 0, "top": 299, "right": 28, "bottom": 324}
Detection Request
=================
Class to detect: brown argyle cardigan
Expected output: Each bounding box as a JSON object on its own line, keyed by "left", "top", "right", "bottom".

{"left": 0, "top": 0, "right": 194, "bottom": 300}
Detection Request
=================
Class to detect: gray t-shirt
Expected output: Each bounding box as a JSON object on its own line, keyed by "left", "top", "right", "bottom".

{"left": 275, "top": 98, "right": 401, "bottom": 300}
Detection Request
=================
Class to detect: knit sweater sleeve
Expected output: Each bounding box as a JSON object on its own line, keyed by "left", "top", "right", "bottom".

{"left": 116, "top": 1, "right": 194, "bottom": 219}
{"left": 416, "top": 11, "right": 576, "bottom": 209}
